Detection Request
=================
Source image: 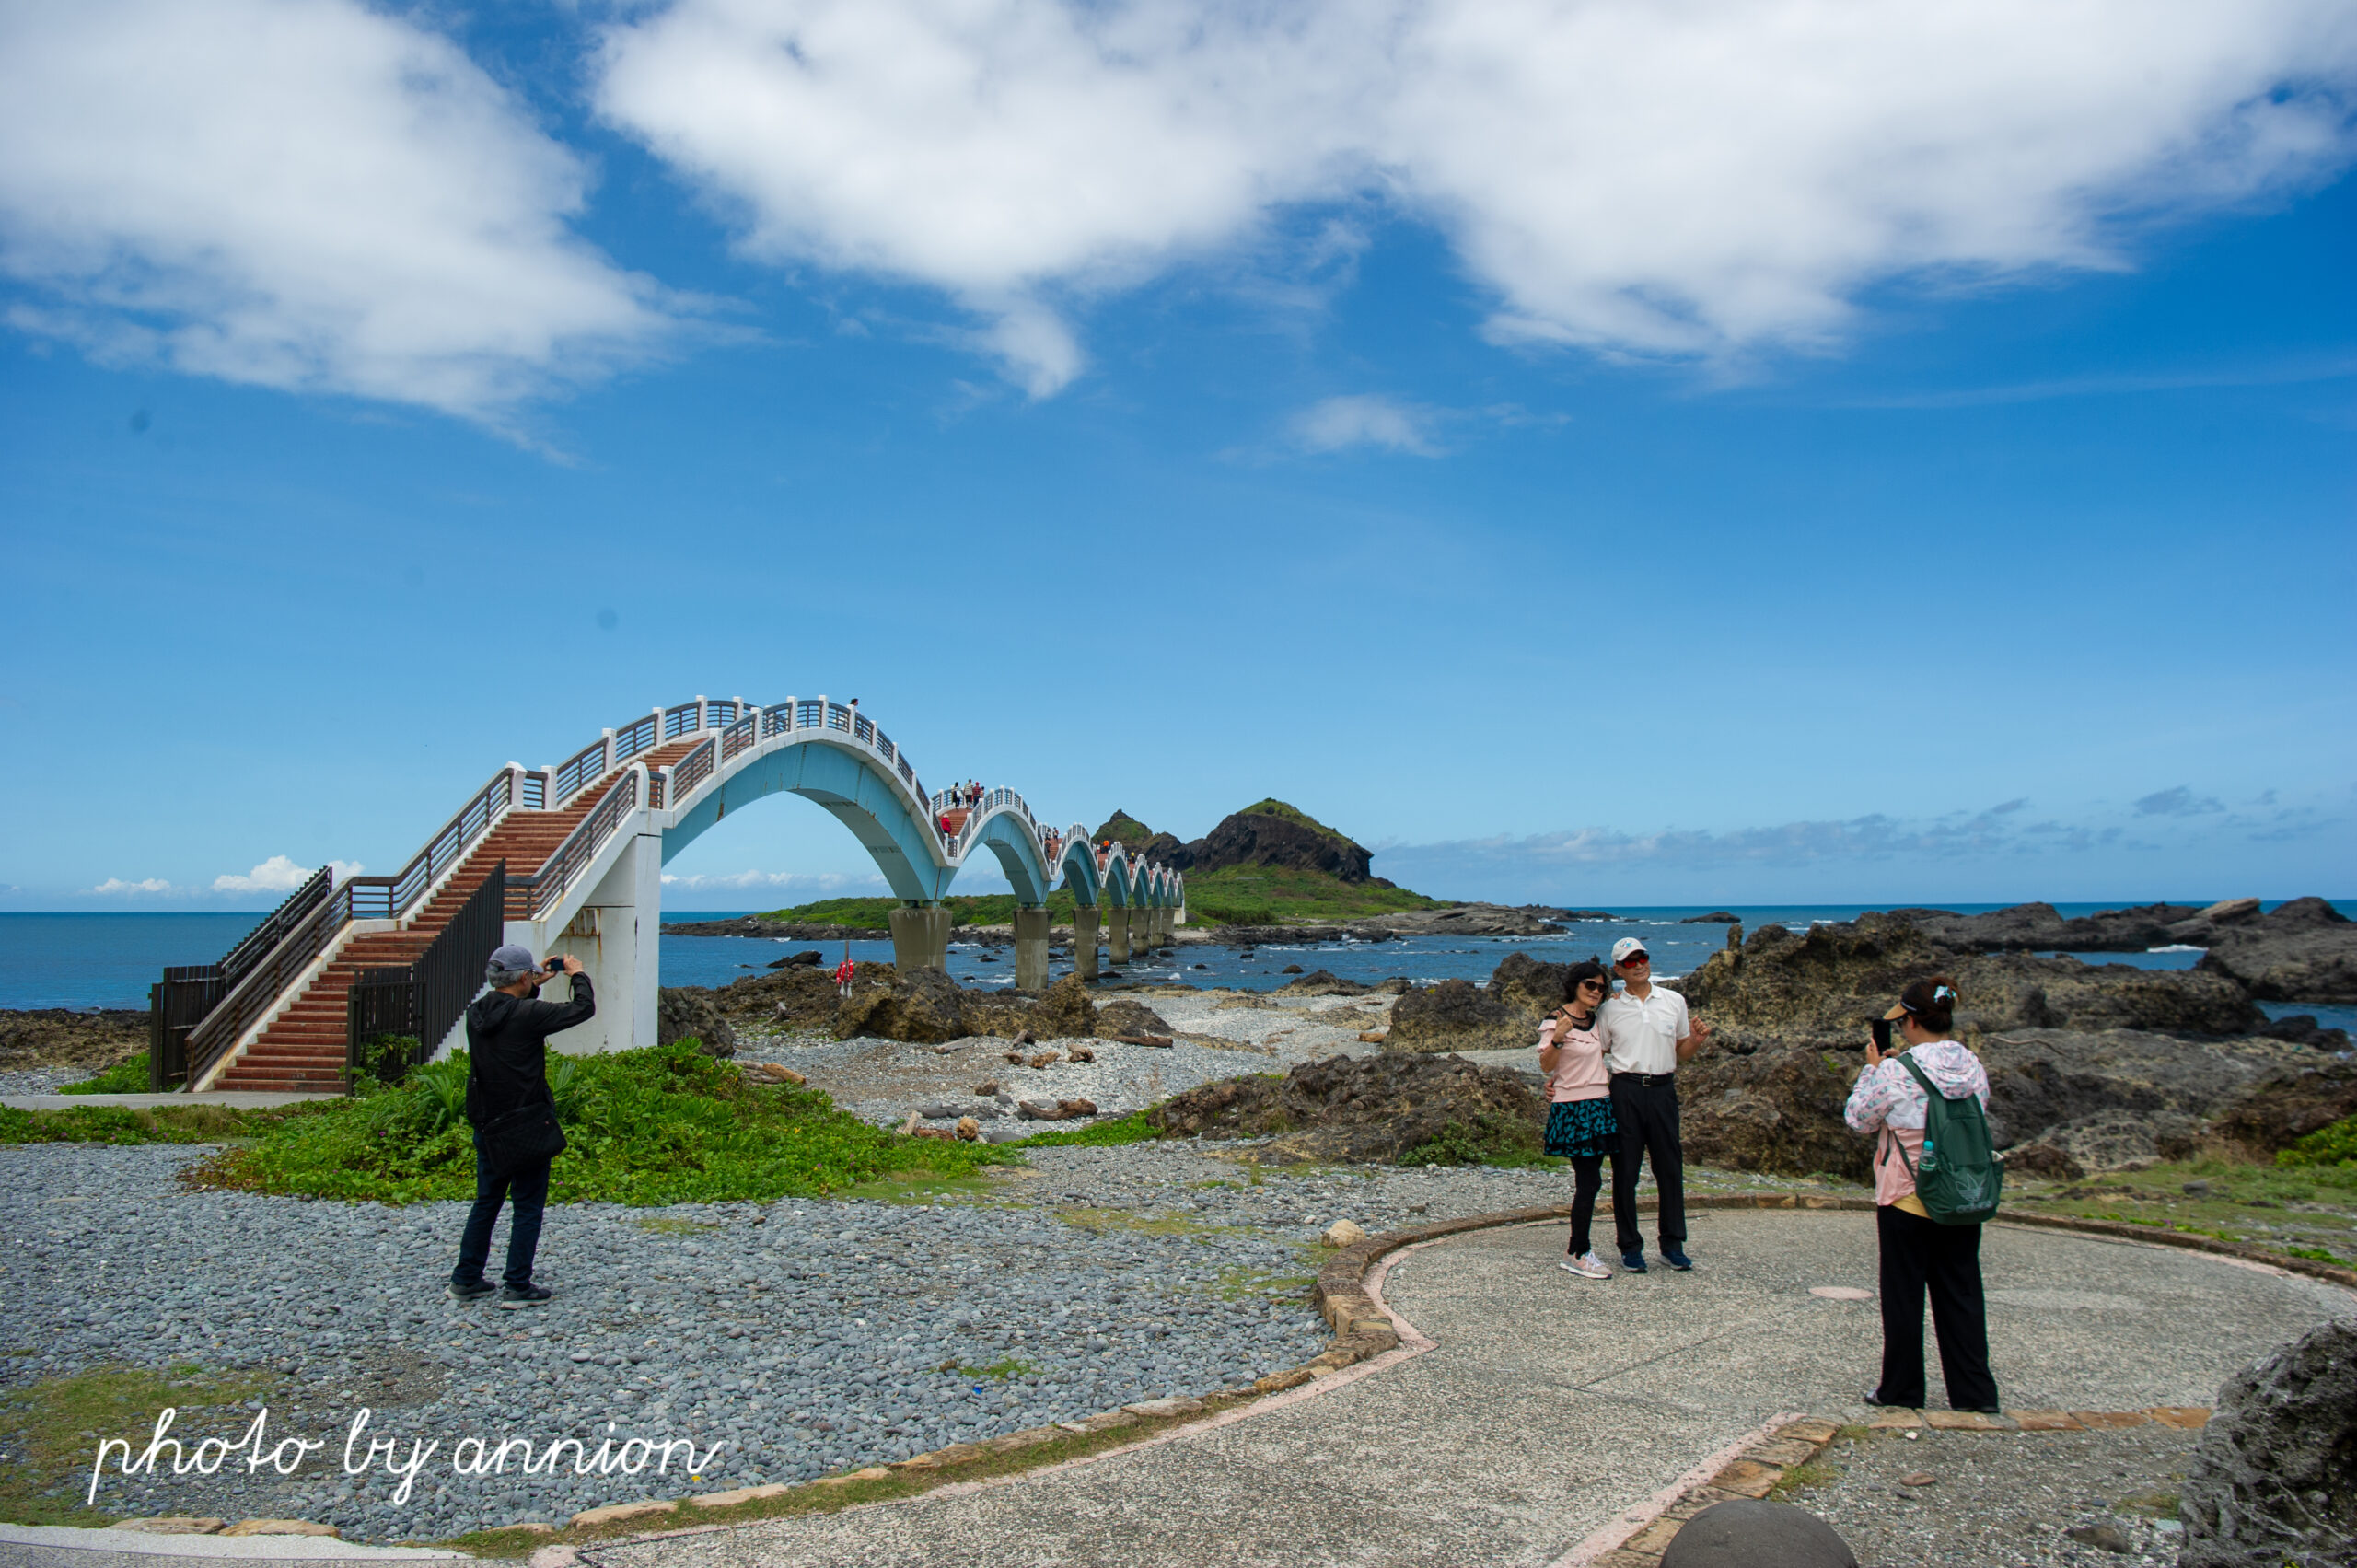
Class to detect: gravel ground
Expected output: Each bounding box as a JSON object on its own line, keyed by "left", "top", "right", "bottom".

{"left": 1801, "top": 1423, "right": 2200, "bottom": 1567}
{"left": 0, "top": 1066, "right": 87, "bottom": 1096}
{"left": 0, "top": 1135, "right": 1659, "bottom": 1545}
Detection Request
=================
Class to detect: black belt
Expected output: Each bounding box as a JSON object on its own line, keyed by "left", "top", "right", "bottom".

{"left": 1611, "top": 1071, "right": 1676, "bottom": 1086}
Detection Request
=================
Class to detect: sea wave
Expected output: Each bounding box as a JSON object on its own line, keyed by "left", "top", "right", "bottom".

{"left": 2146, "top": 944, "right": 2206, "bottom": 954}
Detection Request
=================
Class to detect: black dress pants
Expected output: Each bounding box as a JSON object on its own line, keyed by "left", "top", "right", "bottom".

{"left": 1608, "top": 1074, "right": 1685, "bottom": 1255}
{"left": 1875, "top": 1202, "right": 1999, "bottom": 1411}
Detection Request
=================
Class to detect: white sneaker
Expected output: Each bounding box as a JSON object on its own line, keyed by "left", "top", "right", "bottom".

{"left": 1560, "top": 1251, "right": 1612, "bottom": 1281}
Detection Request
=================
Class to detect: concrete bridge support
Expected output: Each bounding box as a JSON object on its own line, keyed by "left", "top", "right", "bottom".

{"left": 1148, "top": 906, "right": 1167, "bottom": 948}
{"left": 1108, "top": 906, "right": 1132, "bottom": 966}
{"left": 889, "top": 904, "right": 951, "bottom": 973}
{"left": 1073, "top": 906, "right": 1100, "bottom": 981}
{"left": 1014, "top": 907, "right": 1050, "bottom": 991}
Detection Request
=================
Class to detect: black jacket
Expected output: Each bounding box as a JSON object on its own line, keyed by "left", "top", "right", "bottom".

{"left": 464, "top": 971, "right": 595, "bottom": 1126}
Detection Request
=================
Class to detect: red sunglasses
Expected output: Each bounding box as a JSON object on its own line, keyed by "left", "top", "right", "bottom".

{"left": 1618, "top": 953, "right": 1650, "bottom": 967}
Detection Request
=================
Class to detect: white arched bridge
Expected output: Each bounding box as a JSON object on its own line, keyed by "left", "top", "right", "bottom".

{"left": 156, "top": 696, "right": 1183, "bottom": 1093}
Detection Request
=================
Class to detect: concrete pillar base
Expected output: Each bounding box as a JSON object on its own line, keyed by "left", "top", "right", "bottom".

{"left": 1015, "top": 907, "right": 1050, "bottom": 991}
{"left": 889, "top": 904, "right": 951, "bottom": 973}
{"left": 1073, "top": 906, "right": 1100, "bottom": 981}
{"left": 1108, "top": 906, "right": 1132, "bottom": 966}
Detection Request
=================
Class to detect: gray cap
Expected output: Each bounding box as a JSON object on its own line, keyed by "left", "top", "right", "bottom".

{"left": 486, "top": 944, "right": 540, "bottom": 984}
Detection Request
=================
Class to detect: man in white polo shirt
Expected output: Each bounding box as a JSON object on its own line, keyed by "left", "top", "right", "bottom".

{"left": 1597, "top": 936, "right": 1711, "bottom": 1272}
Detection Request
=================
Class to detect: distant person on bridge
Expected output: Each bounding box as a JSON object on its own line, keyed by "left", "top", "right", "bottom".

{"left": 1597, "top": 936, "right": 1709, "bottom": 1273}
{"left": 451, "top": 946, "right": 593, "bottom": 1308}
{"left": 1538, "top": 959, "right": 1620, "bottom": 1280}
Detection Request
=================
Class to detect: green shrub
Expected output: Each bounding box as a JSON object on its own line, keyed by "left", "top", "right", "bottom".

{"left": 2277, "top": 1113, "right": 2357, "bottom": 1169}
{"left": 1398, "top": 1113, "right": 1552, "bottom": 1167}
{"left": 191, "top": 1040, "right": 1010, "bottom": 1205}
{"left": 1011, "top": 1109, "right": 1163, "bottom": 1148}
{"left": 56, "top": 1054, "right": 151, "bottom": 1095}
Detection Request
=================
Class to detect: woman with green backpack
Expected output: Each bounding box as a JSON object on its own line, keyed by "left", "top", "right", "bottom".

{"left": 1845, "top": 975, "right": 2003, "bottom": 1414}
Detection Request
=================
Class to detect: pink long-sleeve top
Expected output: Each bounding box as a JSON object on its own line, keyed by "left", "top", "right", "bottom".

{"left": 1844, "top": 1040, "right": 1991, "bottom": 1209}
{"left": 1536, "top": 1008, "right": 1610, "bottom": 1102}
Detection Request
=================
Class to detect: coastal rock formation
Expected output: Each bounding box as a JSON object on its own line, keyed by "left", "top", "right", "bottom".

{"left": 1208, "top": 903, "right": 1566, "bottom": 946}
{"left": 0, "top": 1007, "right": 148, "bottom": 1073}
{"left": 1680, "top": 911, "right": 1741, "bottom": 924}
{"left": 2197, "top": 896, "right": 2357, "bottom": 1003}
{"left": 1678, "top": 914, "right": 2263, "bottom": 1050}
{"left": 2193, "top": 1059, "right": 2357, "bottom": 1156}
{"left": 1147, "top": 1052, "right": 1545, "bottom": 1164}
{"left": 1091, "top": 999, "right": 1173, "bottom": 1038}
{"left": 1385, "top": 979, "right": 1514, "bottom": 1052}
{"left": 656, "top": 987, "right": 739, "bottom": 1056}
{"left": 1900, "top": 901, "right": 2212, "bottom": 952}
{"left": 2177, "top": 1318, "right": 2357, "bottom": 1568}
{"left": 1158, "top": 799, "right": 1375, "bottom": 882}
{"left": 1678, "top": 1047, "right": 1871, "bottom": 1180}
{"left": 833, "top": 968, "right": 971, "bottom": 1044}
{"left": 714, "top": 962, "right": 848, "bottom": 1033}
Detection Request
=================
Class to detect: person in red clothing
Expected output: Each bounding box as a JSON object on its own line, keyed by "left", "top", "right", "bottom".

{"left": 832, "top": 945, "right": 856, "bottom": 999}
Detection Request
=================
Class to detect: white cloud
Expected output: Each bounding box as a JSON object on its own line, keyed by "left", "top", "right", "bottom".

{"left": 596, "top": 0, "right": 2357, "bottom": 389}
{"left": 211, "top": 854, "right": 361, "bottom": 893}
{"left": 0, "top": 0, "right": 683, "bottom": 422}
{"left": 88, "top": 877, "right": 175, "bottom": 895}
{"left": 1291, "top": 394, "right": 1441, "bottom": 455}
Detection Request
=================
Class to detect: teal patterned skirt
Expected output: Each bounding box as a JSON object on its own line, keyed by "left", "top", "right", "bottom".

{"left": 1544, "top": 1097, "right": 1620, "bottom": 1158}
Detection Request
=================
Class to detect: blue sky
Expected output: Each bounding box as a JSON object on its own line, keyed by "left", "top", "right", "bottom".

{"left": 2, "top": 0, "right": 2352, "bottom": 912}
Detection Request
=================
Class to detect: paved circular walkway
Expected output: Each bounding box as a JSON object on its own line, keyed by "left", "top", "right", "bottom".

{"left": 575, "top": 1210, "right": 2351, "bottom": 1568}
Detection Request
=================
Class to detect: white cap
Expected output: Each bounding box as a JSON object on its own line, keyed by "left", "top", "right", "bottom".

{"left": 1611, "top": 936, "right": 1650, "bottom": 966}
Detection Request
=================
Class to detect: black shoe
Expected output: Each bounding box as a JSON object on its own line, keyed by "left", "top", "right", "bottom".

{"left": 1620, "top": 1250, "right": 1648, "bottom": 1273}
{"left": 497, "top": 1283, "right": 552, "bottom": 1308}
{"left": 1864, "top": 1388, "right": 1922, "bottom": 1409}
{"left": 447, "top": 1279, "right": 495, "bottom": 1302}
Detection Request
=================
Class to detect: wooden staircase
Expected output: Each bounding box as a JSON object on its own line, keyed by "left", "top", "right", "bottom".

{"left": 210, "top": 740, "right": 701, "bottom": 1091}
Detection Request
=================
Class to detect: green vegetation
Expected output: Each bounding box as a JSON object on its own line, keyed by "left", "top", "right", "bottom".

{"left": 1179, "top": 864, "right": 1444, "bottom": 925}
{"left": 1236, "top": 798, "right": 1347, "bottom": 841}
{"left": 754, "top": 890, "right": 1101, "bottom": 929}
{"left": 1397, "top": 1112, "right": 1554, "bottom": 1168}
{"left": 175, "top": 1040, "right": 1011, "bottom": 1204}
{"left": 952, "top": 1358, "right": 1038, "bottom": 1380}
{"left": 2012, "top": 1153, "right": 2357, "bottom": 1262}
{"left": 56, "top": 1053, "right": 151, "bottom": 1095}
{"left": 0, "top": 1101, "right": 287, "bottom": 1144}
{"left": 1213, "top": 1263, "right": 1314, "bottom": 1299}
{"left": 1010, "top": 1108, "right": 1163, "bottom": 1147}
{"left": 0, "top": 1364, "right": 280, "bottom": 1527}
{"left": 1090, "top": 810, "right": 1156, "bottom": 850}
{"left": 2277, "top": 1112, "right": 2357, "bottom": 1168}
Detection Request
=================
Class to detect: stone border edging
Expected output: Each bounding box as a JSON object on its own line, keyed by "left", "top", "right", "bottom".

{"left": 1311, "top": 1190, "right": 2357, "bottom": 1357}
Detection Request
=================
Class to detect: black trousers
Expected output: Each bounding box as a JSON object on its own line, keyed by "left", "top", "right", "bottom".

{"left": 1875, "top": 1202, "right": 1999, "bottom": 1411}
{"left": 1565, "top": 1155, "right": 1606, "bottom": 1256}
{"left": 1609, "top": 1074, "right": 1685, "bottom": 1254}
{"left": 455, "top": 1142, "right": 552, "bottom": 1289}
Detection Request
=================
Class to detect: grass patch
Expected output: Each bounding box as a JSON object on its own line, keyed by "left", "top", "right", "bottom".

{"left": 634, "top": 1216, "right": 721, "bottom": 1236}
{"left": 1053, "top": 1206, "right": 1239, "bottom": 1240}
{"left": 1179, "top": 864, "right": 1446, "bottom": 926}
{"left": 55, "top": 1054, "right": 151, "bottom": 1095}
{"left": 834, "top": 1171, "right": 1006, "bottom": 1205}
{"left": 2012, "top": 1152, "right": 2357, "bottom": 1261}
{"left": 1767, "top": 1459, "right": 1840, "bottom": 1499}
{"left": 0, "top": 1102, "right": 286, "bottom": 1145}
{"left": 2284, "top": 1244, "right": 2354, "bottom": 1266}
{"left": 184, "top": 1040, "right": 1015, "bottom": 1205}
{"left": 1212, "top": 1264, "right": 1314, "bottom": 1300}
{"left": 1009, "top": 1109, "right": 1163, "bottom": 1148}
{"left": 0, "top": 1364, "right": 280, "bottom": 1527}
{"left": 952, "top": 1359, "right": 1038, "bottom": 1381}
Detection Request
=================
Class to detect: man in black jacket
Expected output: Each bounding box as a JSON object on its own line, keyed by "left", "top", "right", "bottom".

{"left": 450, "top": 944, "right": 593, "bottom": 1307}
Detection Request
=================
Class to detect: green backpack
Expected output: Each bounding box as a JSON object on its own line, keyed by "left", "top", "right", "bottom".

{"left": 1890, "top": 1053, "right": 2003, "bottom": 1225}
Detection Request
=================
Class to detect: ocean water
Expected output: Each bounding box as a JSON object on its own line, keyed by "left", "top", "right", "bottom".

{"left": 9, "top": 905, "right": 2352, "bottom": 1036}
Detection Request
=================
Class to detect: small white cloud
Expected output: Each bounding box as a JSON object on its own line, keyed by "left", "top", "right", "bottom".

{"left": 88, "top": 877, "right": 175, "bottom": 894}
{"left": 1291, "top": 394, "right": 1440, "bottom": 455}
{"left": 211, "top": 854, "right": 360, "bottom": 893}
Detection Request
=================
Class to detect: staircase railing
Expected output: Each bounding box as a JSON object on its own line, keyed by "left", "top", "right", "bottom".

{"left": 347, "top": 863, "right": 506, "bottom": 1083}
{"left": 145, "top": 865, "right": 335, "bottom": 1089}
{"left": 507, "top": 770, "right": 639, "bottom": 922}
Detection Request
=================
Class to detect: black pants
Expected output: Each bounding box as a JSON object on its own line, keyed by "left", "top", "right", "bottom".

{"left": 1565, "top": 1155, "right": 1606, "bottom": 1256}
{"left": 1875, "top": 1203, "right": 1999, "bottom": 1411}
{"left": 455, "top": 1141, "right": 551, "bottom": 1289}
{"left": 1609, "top": 1074, "right": 1685, "bottom": 1254}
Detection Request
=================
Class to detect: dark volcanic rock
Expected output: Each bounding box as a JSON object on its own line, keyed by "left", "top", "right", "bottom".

{"left": 1147, "top": 1052, "right": 1546, "bottom": 1164}
{"left": 1678, "top": 1047, "right": 1872, "bottom": 1181}
{"left": 832, "top": 967, "right": 970, "bottom": 1044}
{"left": 1090, "top": 998, "right": 1172, "bottom": 1038}
{"left": 1162, "top": 800, "right": 1375, "bottom": 882}
{"left": 1903, "top": 900, "right": 2211, "bottom": 953}
{"left": 2197, "top": 1060, "right": 2357, "bottom": 1156}
{"left": 717, "top": 963, "right": 850, "bottom": 1033}
{"left": 2199, "top": 896, "right": 2357, "bottom": 1003}
{"left": 768, "top": 950, "right": 823, "bottom": 969}
{"left": 0, "top": 1008, "right": 149, "bottom": 1073}
{"left": 2178, "top": 1318, "right": 2357, "bottom": 1568}
{"left": 2258, "top": 1014, "right": 2353, "bottom": 1051}
{"left": 1274, "top": 969, "right": 1371, "bottom": 996}
{"left": 1385, "top": 979, "right": 1513, "bottom": 1053}
{"left": 1681, "top": 911, "right": 1741, "bottom": 924}
{"left": 656, "top": 987, "right": 740, "bottom": 1056}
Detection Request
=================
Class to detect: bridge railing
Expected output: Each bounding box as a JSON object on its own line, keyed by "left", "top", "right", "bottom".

{"left": 508, "top": 769, "right": 640, "bottom": 922}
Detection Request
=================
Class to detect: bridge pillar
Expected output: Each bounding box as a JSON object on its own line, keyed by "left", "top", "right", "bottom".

{"left": 510, "top": 822, "right": 659, "bottom": 1057}
{"left": 1152, "top": 905, "right": 1169, "bottom": 948}
{"left": 1108, "top": 906, "right": 1132, "bottom": 966}
{"left": 1073, "top": 906, "right": 1100, "bottom": 981}
{"left": 1014, "top": 907, "right": 1050, "bottom": 992}
{"left": 889, "top": 904, "right": 950, "bottom": 973}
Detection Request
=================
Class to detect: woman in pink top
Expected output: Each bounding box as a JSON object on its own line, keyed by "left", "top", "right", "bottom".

{"left": 1538, "top": 960, "right": 1620, "bottom": 1280}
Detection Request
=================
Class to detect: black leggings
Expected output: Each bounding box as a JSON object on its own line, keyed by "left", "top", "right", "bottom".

{"left": 1875, "top": 1203, "right": 1998, "bottom": 1411}
{"left": 1566, "top": 1155, "right": 1606, "bottom": 1256}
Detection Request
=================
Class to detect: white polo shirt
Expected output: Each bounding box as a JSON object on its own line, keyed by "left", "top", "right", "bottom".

{"left": 1597, "top": 984, "right": 1690, "bottom": 1075}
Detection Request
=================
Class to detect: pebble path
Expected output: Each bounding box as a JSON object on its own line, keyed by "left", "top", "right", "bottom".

{"left": 0, "top": 1137, "right": 1689, "bottom": 1544}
